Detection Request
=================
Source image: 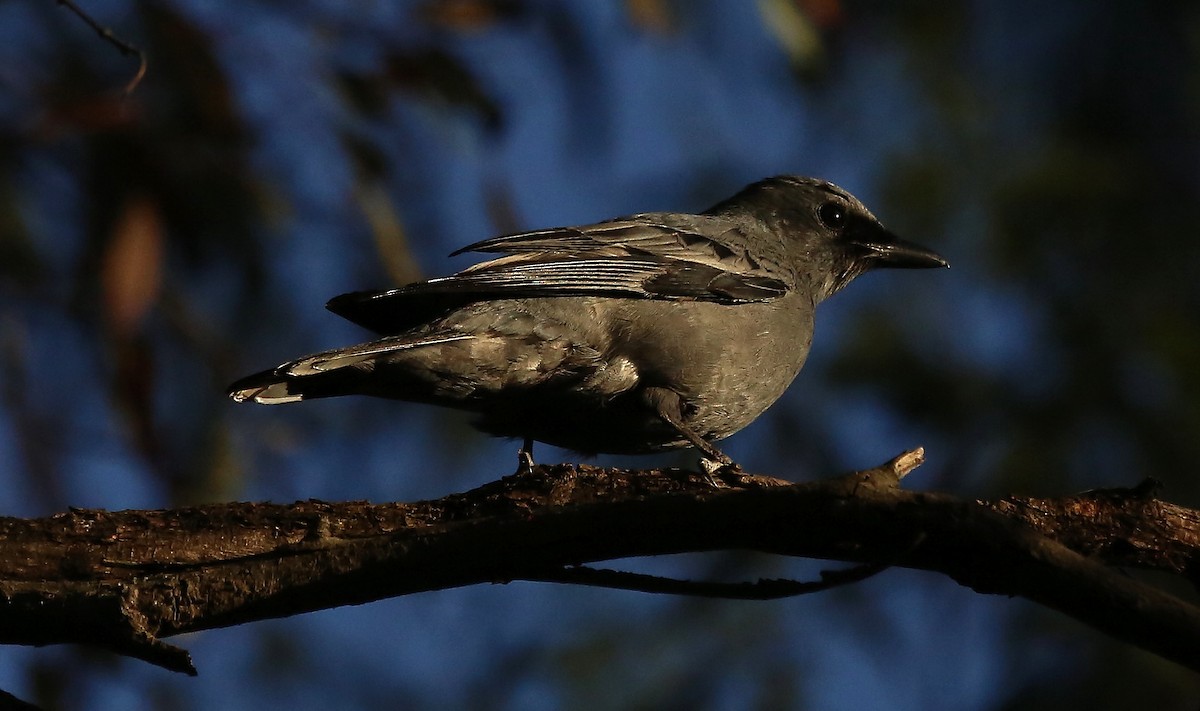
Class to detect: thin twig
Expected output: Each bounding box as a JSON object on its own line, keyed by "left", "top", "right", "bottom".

{"left": 56, "top": 0, "right": 148, "bottom": 95}
{"left": 521, "top": 560, "right": 891, "bottom": 599}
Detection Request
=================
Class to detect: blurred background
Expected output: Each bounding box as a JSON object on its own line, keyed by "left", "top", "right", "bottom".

{"left": 1, "top": 0, "right": 1199, "bottom": 708}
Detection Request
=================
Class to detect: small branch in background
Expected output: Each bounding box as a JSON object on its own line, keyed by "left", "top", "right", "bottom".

{"left": 56, "top": 0, "right": 148, "bottom": 95}
{"left": 524, "top": 560, "right": 892, "bottom": 599}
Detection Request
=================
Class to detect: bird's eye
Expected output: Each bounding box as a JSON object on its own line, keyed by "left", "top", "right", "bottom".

{"left": 818, "top": 202, "right": 846, "bottom": 230}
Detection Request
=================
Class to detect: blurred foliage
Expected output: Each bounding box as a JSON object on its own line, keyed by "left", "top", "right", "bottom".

{"left": 1, "top": 0, "right": 1199, "bottom": 709}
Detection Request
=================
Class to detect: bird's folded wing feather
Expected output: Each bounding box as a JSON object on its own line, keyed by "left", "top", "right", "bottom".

{"left": 446, "top": 255, "right": 784, "bottom": 297}
{"left": 449, "top": 215, "right": 763, "bottom": 272}
{"left": 328, "top": 250, "right": 786, "bottom": 334}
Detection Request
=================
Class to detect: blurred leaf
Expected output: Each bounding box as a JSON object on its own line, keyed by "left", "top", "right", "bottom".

{"left": 625, "top": 0, "right": 676, "bottom": 34}
{"left": 201, "top": 424, "right": 244, "bottom": 503}
{"left": 112, "top": 334, "right": 160, "bottom": 467}
{"left": 338, "top": 48, "right": 504, "bottom": 131}
{"left": 390, "top": 49, "right": 504, "bottom": 131}
{"left": 341, "top": 131, "right": 388, "bottom": 179}
{"left": 484, "top": 178, "right": 524, "bottom": 238}
{"left": 757, "top": 0, "right": 834, "bottom": 80}
{"left": 101, "top": 194, "right": 163, "bottom": 337}
{"left": 418, "top": 0, "right": 522, "bottom": 31}
{"left": 101, "top": 196, "right": 165, "bottom": 472}
{"left": 34, "top": 94, "right": 143, "bottom": 140}
{"left": 0, "top": 180, "right": 42, "bottom": 288}
{"left": 134, "top": 2, "right": 264, "bottom": 261}
{"left": 355, "top": 179, "right": 425, "bottom": 286}
{"left": 336, "top": 70, "right": 391, "bottom": 117}
{"left": 800, "top": 0, "right": 844, "bottom": 30}
{"left": 0, "top": 317, "right": 67, "bottom": 510}
{"left": 141, "top": 4, "right": 241, "bottom": 136}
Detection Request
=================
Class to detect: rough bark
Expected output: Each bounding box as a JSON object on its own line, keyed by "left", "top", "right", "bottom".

{"left": 1, "top": 449, "right": 1198, "bottom": 675}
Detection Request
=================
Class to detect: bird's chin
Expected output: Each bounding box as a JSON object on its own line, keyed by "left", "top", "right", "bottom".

{"left": 822, "top": 263, "right": 869, "bottom": 299}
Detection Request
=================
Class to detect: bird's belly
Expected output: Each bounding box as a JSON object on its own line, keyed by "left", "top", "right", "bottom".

{"left": 455, "top": 293, "right": 814, "bottom": 454}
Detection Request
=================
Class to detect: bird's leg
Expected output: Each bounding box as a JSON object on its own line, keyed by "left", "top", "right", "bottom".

{"left": 514, "top": 437, "right": 536, "bottom": 476}
{"left": 642, "top": 387, "right": 740, "bottom": 484}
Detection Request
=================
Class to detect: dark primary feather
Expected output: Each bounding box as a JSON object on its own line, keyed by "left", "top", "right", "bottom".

{"left": 328, "top": 221, "right": 786, "bottom": 334}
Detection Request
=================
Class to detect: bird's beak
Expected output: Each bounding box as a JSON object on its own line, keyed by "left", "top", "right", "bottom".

{"left": 852, "top": 228, "right": 949, "bottom": 269}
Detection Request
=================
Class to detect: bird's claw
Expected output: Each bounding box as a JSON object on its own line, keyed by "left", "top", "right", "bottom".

{"left": 513, "top": 439, "right": 537, "bottom": 476}
{"left": 514, "top": 451, "right": 535, "bottom": 476}
{"left": 698, "top": 457, "right": 744, "bottom": 488}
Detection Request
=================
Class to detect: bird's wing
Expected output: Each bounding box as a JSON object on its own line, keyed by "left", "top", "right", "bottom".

{"left": 327, "top": 252, "right": 787, "bottom": 334}
{"left": 450, "top": 214, "right": 765, "bottom": 272}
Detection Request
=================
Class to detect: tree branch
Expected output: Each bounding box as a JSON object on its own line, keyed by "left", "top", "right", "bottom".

{"left": 2, "top": 449, "right": 1199, "bottom": 674}
{"left": 56, "top": 0, "right": 148, "bottom": 95}
{"left": 524, "top": 560, "right": 893, "bottom": 599}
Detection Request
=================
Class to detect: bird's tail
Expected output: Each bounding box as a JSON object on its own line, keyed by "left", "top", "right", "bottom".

{"left": 227, "top": 334, "right": 475, "bottom": 404}
{"left": 227, "top": 366, "right": 360, "bottom": 404}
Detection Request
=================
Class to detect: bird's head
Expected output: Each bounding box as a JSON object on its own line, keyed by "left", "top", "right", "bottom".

{"left": 707, "top": 175, "right": 948, "bottom": 301}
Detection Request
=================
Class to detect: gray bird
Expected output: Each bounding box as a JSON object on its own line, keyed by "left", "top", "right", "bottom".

{"left": 228, "top": 176, "right": 947, "bottom": 470}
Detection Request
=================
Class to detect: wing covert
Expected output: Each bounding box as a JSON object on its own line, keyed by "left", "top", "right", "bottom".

{"left": 450, "top": 214, "right": 762, "bottom": 272}
{"left": 327, "top": 254, "right": 786, "bottom": 334}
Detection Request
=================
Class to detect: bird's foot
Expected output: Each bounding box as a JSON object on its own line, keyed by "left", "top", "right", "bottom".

{"left": 642, "top": 387, "right": 741, "bottom": 486}
{"left": 698, "top": 456, "right": 745, "bottom": 488}
{"left": 512, "top": 438, "right": 537, "bottom": 477}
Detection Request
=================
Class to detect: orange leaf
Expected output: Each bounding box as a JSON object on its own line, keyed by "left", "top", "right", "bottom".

{"left": 102, "top": 195, "right": 164, "bottom": 336}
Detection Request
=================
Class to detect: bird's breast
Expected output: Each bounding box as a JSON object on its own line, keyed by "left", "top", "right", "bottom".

{"left": 606, "top": 291, "right": 815, "bottom": 440}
